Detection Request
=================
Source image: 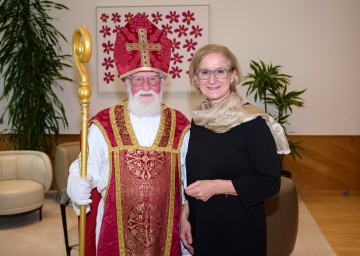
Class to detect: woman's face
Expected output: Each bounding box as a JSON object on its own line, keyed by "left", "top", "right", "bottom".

{"left": 197, "top": 53, "right": 236, "bottom": 106}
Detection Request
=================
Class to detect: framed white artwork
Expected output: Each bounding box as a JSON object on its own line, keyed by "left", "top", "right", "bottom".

{"left": 96, "top": 5, "right": 209, "bottom": 92}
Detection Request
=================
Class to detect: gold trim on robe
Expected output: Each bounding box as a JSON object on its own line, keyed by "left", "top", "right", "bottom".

{"left": 90, "top": 100, "right": 190, "bottom": 256}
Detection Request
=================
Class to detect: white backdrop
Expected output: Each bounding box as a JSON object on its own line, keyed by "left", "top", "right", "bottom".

{"left": 0, "top": 0, "right": 359, "bottom": 135}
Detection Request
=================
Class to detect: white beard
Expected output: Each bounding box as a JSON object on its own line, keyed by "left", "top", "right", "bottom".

{"left": 127, "top": 87, "right": 163, "bottom": 117}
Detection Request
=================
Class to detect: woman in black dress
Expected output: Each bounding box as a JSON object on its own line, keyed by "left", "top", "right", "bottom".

{"left": 180, "top": 44, "right": 290, "bottom": 256}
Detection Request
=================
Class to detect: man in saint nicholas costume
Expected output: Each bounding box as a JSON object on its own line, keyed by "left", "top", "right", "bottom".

{"left": 67, "top": 13, "right": 190, "bottom": 256}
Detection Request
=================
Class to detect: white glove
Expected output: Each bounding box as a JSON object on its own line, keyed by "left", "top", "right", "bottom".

{"left": 68, "top": 174, "right": 93, "bottom": 205}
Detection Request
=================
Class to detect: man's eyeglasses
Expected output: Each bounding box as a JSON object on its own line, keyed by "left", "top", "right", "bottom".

{"left": 196, "top": 68, "right": 233, "bottom": 80}
{"left": 128, "top": 75, "right": 164, "bottom": 87}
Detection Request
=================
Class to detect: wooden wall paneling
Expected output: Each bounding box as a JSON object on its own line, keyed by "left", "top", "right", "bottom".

{"left": 283, "top": 136, "right": 360, "bottom": 195}
{"left": 1, "top": 134, "right": 359, "bottom": 193}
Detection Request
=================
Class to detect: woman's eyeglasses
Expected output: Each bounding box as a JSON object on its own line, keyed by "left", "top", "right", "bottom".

{"left": 196, "top": 68, "right": 233, "bottom": 80}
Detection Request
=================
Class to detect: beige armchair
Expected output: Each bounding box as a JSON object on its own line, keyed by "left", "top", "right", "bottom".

{"left": 54, "top": 141, "right": 80, "bottom": 256}
{"left": 54, "top": 141, "right": 80, "bottom": 190}
{"left": 0, "top": 150, "right": 52, "bottom": 220}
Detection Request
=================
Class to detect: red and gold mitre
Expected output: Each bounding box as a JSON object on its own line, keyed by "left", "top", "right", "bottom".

{"left": 114, "top": 13, "right": 171, "bottom": 79}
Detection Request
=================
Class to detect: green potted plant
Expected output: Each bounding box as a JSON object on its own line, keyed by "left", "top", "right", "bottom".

{"left": 242, "top": 60, "right": 306, "bottom": 177}
{"left": 0, "top": 0, "right": 71, "bottom": 154}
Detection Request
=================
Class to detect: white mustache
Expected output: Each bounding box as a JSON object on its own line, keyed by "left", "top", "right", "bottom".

{"left": 135, "top": 89, "right": 156, "bottom": 96}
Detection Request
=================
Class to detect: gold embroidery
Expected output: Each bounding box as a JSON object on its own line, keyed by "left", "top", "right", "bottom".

{"left": 114, "top": 105, "right": 132, "bottom": 146}
{"left": 118, "top": 150, "right": 171, "bottom": 255}
{"left": 92, "top": 101, "right": 189, "bottom": 255}
{"left": 128, "top": 201, "right": 162, "bottom": 248}
{"left": 114, "top": 150, "right": 126, "bottom": 256}
{"left": 165, "top": 152, "right": 175, "bottom": 256}
{"left": 169, "top": 109, "right": 177, "bottom": 149}
{"left": 126, "top": 28, "right": 161, "bottom": 67}
{"left": 158, "top": 108, "right": 171, "bottom": 147}
{"left": 125, "top": 149, "right": 165, "bottom": 179}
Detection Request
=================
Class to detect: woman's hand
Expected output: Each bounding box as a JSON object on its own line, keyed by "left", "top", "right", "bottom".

{"left": 185, "top": 180, "right": 218, "bottom": 202}
{"left": 185, "top": 180, "right": 236, "bottom": 201}
{"left": 180, "top": 203, "right": 194, "bottom": 254}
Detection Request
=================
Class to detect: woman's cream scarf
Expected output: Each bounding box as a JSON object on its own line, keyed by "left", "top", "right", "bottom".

{"left": 191, "top": 92, "right": 290, "bottom": 154}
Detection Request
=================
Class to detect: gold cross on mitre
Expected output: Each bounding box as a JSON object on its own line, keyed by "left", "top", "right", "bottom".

{"left": 126, "top": 28, "right": 162, "bottom": 67}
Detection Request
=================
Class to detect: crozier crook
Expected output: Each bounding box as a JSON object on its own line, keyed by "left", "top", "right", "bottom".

{"left": 72, "top": 25, "right": 92, "bottom": 256}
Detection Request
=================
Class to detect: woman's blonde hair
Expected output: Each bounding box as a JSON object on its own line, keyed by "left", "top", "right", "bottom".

{"left": 188, "top": 44, "right": 242, "bottom": 93}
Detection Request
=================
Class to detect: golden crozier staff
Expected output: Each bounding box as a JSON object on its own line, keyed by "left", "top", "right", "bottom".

{"left": 72, "top": 25, "right": 92, "bottom": 256}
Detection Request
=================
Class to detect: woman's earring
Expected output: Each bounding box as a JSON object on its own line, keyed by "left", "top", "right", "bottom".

{"left": 230, "top": 81, "right": 236, "bottom": 92}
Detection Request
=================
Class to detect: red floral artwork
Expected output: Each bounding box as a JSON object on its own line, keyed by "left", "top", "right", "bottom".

{"left": 182, "top": 11, "right": 195, "bottom": 25}
{"left": 171, "top": 53, "right": 184, "bottom": 65}
{"left": 103, "top": 72, "right": 115, "bottom": 84}
{"left": 100, "top": 13, "right": 109, "bottom": 23}
{"left": 124, "top": 12, "right": 134, "bottom": 22}
{"left": 102, "top": 57, "right": 114, "bottom": 70}
{"left": 169, "top": 66, "right": 182, "bottom": 79}
{"left": 102, "top": 41, "right": 114, "bottom": 54}
{"left": 112, "top": 25, "right": 122, "bottom": 34}
{"left": 152, "top": 11, "right": 162, "bottom": 24}
{"left": 100, "top": 25, "right": 111, "bottom": 38}
{"left": 166, "top": 11, "right": 180, "bottom": 23}
{"left": 111, "top": 13, "right": 121, "bottom": 23}
{"left": 174, "top": 24, "right": 188, "bottom": 38}
{"left": 170, "top": 38, "right": 181, "bottom": 53}
{"left": 183, "top": 39, "right": 197, "bottom": 52}
{"left": 161, "top": 24, "right": 173, "bottom": 36}
{"left": 97, "top": 6, "right": 208, "bottom": 91}
{"left": 190, "top": 25, "right": 203, "bottom": 38}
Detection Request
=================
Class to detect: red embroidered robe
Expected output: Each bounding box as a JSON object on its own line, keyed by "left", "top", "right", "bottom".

{"left": 85, "top": 101, "right": 190, "bottom": 256}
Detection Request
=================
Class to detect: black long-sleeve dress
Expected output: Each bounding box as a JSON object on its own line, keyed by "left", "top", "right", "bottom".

{"left": 186, "top": 117, "right": 280, "bottom": 256}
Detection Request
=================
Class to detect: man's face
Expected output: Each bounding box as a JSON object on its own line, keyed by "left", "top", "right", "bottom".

{"left": 128, "top": 71, "right": 162, "bottom": 101}
{"left": 126, "top": 71, "right": 164, "bottom": 117}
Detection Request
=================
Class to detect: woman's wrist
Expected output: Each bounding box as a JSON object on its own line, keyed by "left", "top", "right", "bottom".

{"left": 217, "top": 179, "right": 236, "bottom": 196}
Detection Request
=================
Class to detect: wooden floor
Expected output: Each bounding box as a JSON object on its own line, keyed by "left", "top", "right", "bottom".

{"left": 300, "top": 193, "right": 360, "bottom": 256}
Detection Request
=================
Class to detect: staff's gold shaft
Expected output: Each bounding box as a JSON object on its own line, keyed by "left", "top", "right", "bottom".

{"left": 72, "top": 25, "right": 92, "bottom": 256}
